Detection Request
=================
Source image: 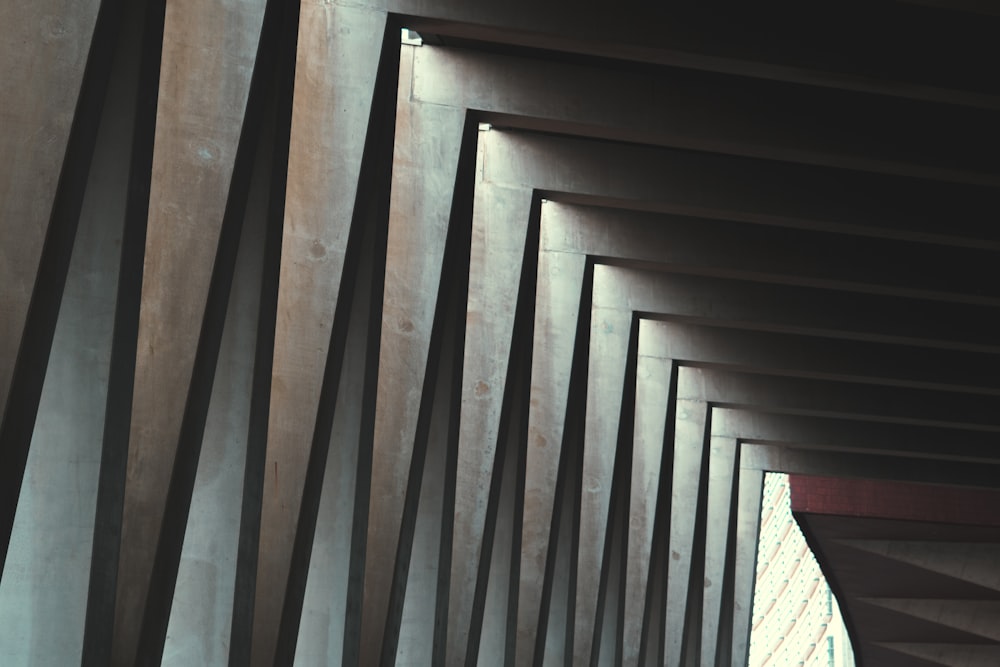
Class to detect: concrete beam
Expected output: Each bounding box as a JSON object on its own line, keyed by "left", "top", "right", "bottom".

{"left": 110, "top": 0, "right": 265, "bottom": 662}
{"left": 251, "top": 7, "right": 391, "bottom": 666}
{"left": 484, "top": 131, "right": 1000, "bottom": 248}
{"left": 395, "top": 1, "right": 1000, "bottom": 109}
{"left": 0, "top": 0, "right": 101, "bottom": 415}
{"left": 411, "top": 45, "right": 1000, "bottom": 185}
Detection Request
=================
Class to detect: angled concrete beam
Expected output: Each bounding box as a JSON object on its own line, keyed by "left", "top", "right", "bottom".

{"left": 701, "top": 437, "right": 739, "bottom": 667}
{"left": 395, "top": 1, "right": 1000, "bottom": 109}
{"left": 109, "top": 0, "right": 266, "bottom": 663}
{"left": 623, "top": 345, "right": 675, "bottom": 667}
{"left": 597, "top": 266, "right": 1000, "bottom": 354}
{"left": 714, "top": 408, "right": 999, "bottom": 463}
{"left": 543, "top": 202, "right": 999, "bottom": 304}
{"left": 663, "top": 398, "right": 710, "bottom": 667}
{"left": 484, "top": 131, "right": 1000, "bottom": 248}
{"left": 411, "top": 45, "right": 1000, "bottom": 185}
{"left": 742, "top": 444, "right": 1000, "bottom": 490}
{"left": 250, "top": 7, "right": 392, "bottom": 666}
{"left": 677, "top": 366, "right": 1000, "bottom": 432}
{"left": 361, "top": 43, "right": 469, "bottom": 666}
{"left": 0, "top": 0, "right": 102, "bottom": 416}
{"left": 573, "top": 285, "right": 636, "bottom": 664}
{"left": 730, "top": 465, "right": 764, "bottom": 666}
{"left": 0, "top": 0, "right": 144, "bottom": 658}
{"left": 646, "top": 320, "right": 1000, "bottom": 396}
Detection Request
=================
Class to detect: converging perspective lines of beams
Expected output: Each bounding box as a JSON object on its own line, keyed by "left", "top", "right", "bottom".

{"left": 2, "top": 1, "right": 1000, "bottom": 666}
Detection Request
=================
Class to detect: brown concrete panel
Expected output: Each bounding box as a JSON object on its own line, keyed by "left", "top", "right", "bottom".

{"left": 0, "top": 0, "right": 101, "bottom": 413}
{"left": 251, "top": 5, "right": 387, "bottom": 666}
{"left": 112, "top": 0, "right": 265, "bottom": 663}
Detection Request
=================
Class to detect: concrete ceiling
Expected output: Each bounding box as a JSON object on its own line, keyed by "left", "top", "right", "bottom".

{"left": 1, "top": 1, "right": 999, "bottom": 665}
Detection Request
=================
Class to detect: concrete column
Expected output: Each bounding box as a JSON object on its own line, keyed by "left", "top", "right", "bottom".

{"left": 252, "top": 5, "right": 388, "bottom": 665}
{"left": 623, "top": 323, "right": 675, "bottom": 667}
{"left": 731, "top": 462, "right": 764, "bottom": 666}
{"left": 664, "top": 398, "right": 709, "bottom": 667}
{"left": 112, "top": 0, "right": 265, "bottom": 662}
{"left": 517, "top": 244, "right": 587, "bottom": 665}
{"left": 701, "top": 437, "right": 739, "bottom": 666}
{"left": 159, "top": 110, "right": 269, "bottom": 663}
{"left": 574, "top": 270, "right": 634, "bottom": 664}
{"left": 0, "top": 12, "right": 131, "bottom": 656}
{"left": 0, "top": 0, "right": 101, "bottom": 412}
{"left": 366, "top": 40, "right": 467, "bottom": 665}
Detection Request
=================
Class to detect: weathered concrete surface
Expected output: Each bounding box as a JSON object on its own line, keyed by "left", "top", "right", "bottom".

{"left": 731, "top": 465, "right": 763, "bottom": 665}
{"left": 449, "top": 135, "right": 536, "bottom": 663}
{"left": 0, "top": 0, "right": 101, "bottom": 415}
{"left": 252, "top": 5, "right": 386, "bottom": 666}
{"left": 364, "top": 41, "right": 466, "bottom": 665}
{"left": 663, "top": 398, "right": 709, "bottom": 667}
{"left": 701, "top": 437, "right": 739, "bottom": 666}
{"left": 112, "top": 0, "right": 264, "bottom": 663}
{"left": 290, "top": 254, "right": 366, "bottom": 665}
{"left": 574, "top": 273, "right": 634, "bottom": 664}
{"left": 623, "top": 327, "right": 674, "bottom": 667}
{"left": 517, "top": 246, "right": 587, "bottom": 665}
{"left": 476, "top": 389, "right": 521, "bottom": 664}
{"left": 160, "top": 128, "right": 268, "bottom": 664}
{"left": 0, "top": 27, "right": 130, "bottom": 656}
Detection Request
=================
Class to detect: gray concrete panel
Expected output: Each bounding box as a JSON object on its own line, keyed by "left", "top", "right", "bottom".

{"left": 730, "top": 466, "right": 763, "bottom": 666}
{"left": 664, "top": 398, "right": 710, "bottom": 667}
{"left": 448, "top": 135, "right": 536, "bottom": 663}
{"left": 573, "top": 291, "right": 633, "bottom": 664}
{"left": 252, "top": 6, "right": 387, "bottom": 666}
{"left": 700, "top": 437, "right": 739, "bottom": 667}
{"left": 291, "top": 246, "right": 368, "bottom": 666}
{"left": 516, "top": 248, "right": 587, "bottom": 665}
{"left": 476, "top": 390, "right": 521, "bottom": 665}
{"left": 0, "top": 0, "right": 101, "bottom": 414}
{"left": 160, "top": 125, "right": 268, "bottom": 664}
{"left": 0, "top": 30, "right": 129, "bottom": 656}
{"left": 623, "top": 340, "right": 674, "bottom": 667}
{"left": 112, "top": 0, "right": 265, "bottom": 663}
{"left": 367, "top": 42, "right": 467, "bottom": 665}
